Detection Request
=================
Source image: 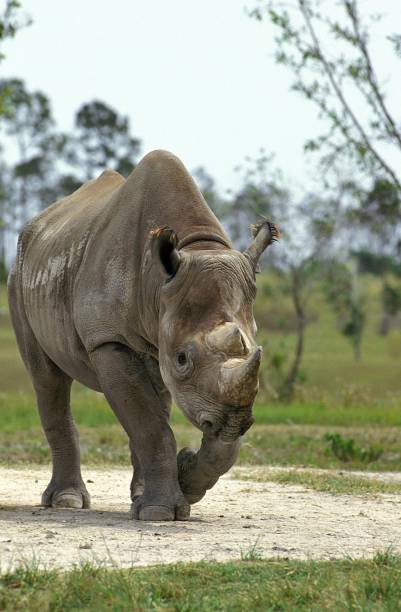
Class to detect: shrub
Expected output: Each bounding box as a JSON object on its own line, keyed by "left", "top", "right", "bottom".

{"left": 324, "top": 432, "right": 383, "bottom": 463}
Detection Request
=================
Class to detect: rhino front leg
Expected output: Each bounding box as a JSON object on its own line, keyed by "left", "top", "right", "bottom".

{"left": 129, "top": 441, "right": 144, "bottom": 501}
{"left": 177, "top": 435, "right": 241, "bottom": 504}
{"left": 90, "top": 343, "right": 190, "bottom": 521}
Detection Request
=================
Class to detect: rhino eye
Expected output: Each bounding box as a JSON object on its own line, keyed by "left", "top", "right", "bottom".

{"left": 177, "top": 352, "right": 187, "bottom": 366}
{"left": 175, "top": 350, "right": 194, "bottom": 378}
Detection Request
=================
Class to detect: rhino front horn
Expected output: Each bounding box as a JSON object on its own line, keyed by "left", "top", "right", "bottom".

{"left": 219, "top": 346, "right": 262, "bottom": 406}
{"left": 206, "top": 322, "right": 248, "bottom": 356}
{"left": 243, "top": 220, "right": 279, "bottom": 273}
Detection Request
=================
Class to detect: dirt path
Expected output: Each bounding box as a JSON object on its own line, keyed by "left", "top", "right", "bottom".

{"left": 0, "top": 466, "right": 400, "bottom": 571}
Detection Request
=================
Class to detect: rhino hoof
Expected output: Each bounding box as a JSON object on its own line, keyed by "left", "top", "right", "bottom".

{"left": 42, "top": 484, "right": 91, "bottom": 509}
{"left": 139, "top": 505, "right": 175, "bottom": 521}
{"left": 52, "top": 491, "right": 84, "bottom": 509}
{"left": 131, "top": 502, "right": 190, "bottom": 522}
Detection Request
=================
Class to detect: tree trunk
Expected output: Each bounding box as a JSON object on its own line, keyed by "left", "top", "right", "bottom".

{"left": 279, "top": 269, "right": 305, "bottom": 401}
{"left": 353, "top": 335, "right": 361, "bottom": 362}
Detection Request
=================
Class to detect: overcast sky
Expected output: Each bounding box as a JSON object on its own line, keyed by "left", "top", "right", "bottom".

{"left": 2, "top": 0, "right": 401, "bottom": 194}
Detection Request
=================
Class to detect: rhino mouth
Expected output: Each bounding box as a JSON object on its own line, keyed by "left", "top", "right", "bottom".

{"left": 200, "top": 406, "right": 254, "bottom": 441}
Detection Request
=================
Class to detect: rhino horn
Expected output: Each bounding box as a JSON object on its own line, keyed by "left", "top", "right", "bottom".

{"left": 219, "top": 346, "right": 262, "bottom": 406}
{"left": 206, "top": 322, "right": 248, "bottom": 356}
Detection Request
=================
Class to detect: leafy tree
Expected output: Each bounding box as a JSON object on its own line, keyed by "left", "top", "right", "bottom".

{"left": 251, "top": 0, "right": 401, "bottom": 347}
{"left": 324, "top": 260, "right": 366, "bottom": 361}
{"left": 67, "top": 100, "right": 141, "bottom": 181}
{"left": 0, "top": 79, "right": 64, "bottom": 229}
{"left": 0, "top": 2, "right": 31, "bottom": 273}
{"left": 250, "top": 0, "right": 401, "bottom": 188}
{"left": 380, "top": 280, "right": 401, "bottom": 336}
{"left": 0, "top": 1, "right": 31, "bottom": 117}
{"left": 227, "top": 152, "right": 287, "bottom": 251}
{"left": 348, "top": 178, "right": 401, "bottom": 334}
{"left": 232, "top": 154, "right": 337, "bottom": 400}
{"left": 0, "top": 159, "right": 10, "bottom": 282}
{"left": 349, "top": 178, "right": 401, "bottom": 259}
{"left": 353, "top": 251, "right": 401, "bottom": 277}
{"left": 275, "top": 194, "right": 337, "bottom": 399}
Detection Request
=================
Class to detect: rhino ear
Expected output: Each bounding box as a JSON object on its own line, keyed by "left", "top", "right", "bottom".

{"left": 243, "top": 220, "right": 279, "bottom": 273}
{"left": 150, "top": 226, "right": 181, "bottom": 278}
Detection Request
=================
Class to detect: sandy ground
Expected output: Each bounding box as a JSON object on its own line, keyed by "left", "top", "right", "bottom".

{"left": 0, "top": 466, "right": 400, "bottom": 571}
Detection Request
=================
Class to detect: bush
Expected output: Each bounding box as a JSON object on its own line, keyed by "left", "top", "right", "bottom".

{"left": 324, "top": 432, "right": 383, "bottom": 463}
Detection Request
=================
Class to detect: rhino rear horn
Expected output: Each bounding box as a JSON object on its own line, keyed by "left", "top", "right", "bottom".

{"left": 243, "top": 220, "right": 279, "bottom": 273}
{"left": 150, "top": 226, "right": 181, "bottom": 278}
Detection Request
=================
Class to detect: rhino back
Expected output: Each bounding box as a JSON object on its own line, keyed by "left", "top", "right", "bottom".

{"left": 73, "top": 150, "right": 231, "bottom": 353}
{"left": 14, "top": 170, "right": 125, "bottom": 385}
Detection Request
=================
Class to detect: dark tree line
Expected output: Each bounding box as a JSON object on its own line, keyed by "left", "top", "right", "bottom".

{"left": 0, "top": 79, "right": 142, "bottom": 278}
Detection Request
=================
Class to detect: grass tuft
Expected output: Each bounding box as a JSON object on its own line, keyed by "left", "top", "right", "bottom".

{"left": 240, "top": 538, "right": 264, "bottom": 561}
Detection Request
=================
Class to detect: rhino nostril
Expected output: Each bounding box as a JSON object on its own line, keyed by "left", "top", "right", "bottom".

{"left": 200, "top": 419, "right": 214, "bottom": 434}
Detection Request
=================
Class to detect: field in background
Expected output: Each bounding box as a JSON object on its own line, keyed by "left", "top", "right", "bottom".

{"left": 2, "top": 275, "right": 401, "bottom": 399}
{"left": 1, "top": 277, "right": 401, "bottom": 472}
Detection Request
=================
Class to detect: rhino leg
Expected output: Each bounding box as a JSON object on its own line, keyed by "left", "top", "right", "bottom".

{"left": 7, "top": 276, "right": 90, "bottom": 509}
{"left": 35, "top": 373, "right": 91, "bottom": 509}
{"left": 90, "top": 343, "right": 190, "bottom": 521}
{"left": 129, "top": 441, "right": 144, "bottom": 501}
{"left": 178, "top": 435, "right": 241, "bottom": 504}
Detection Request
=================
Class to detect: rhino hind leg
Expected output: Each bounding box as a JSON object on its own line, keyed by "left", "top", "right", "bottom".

{"left": 7, "top": 277, "right": 90, "bottom": 509}
{"left": 36, "top": 374, "right": 90, "bottom": 510}
{"left": 34, "top": 369, "right": 90, "bottom": 509}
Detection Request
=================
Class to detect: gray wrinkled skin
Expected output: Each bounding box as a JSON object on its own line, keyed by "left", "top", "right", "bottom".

{"left": 8, "top": 150, "right": 276, "bottom": 521}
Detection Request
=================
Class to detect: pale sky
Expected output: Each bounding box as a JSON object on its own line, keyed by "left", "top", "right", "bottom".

{"left": 2, "top": 0, "right": 401, "bottom": 194}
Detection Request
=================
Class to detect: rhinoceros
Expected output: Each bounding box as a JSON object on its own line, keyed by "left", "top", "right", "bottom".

{"left": 8, "top": 150, "right": 278, "bottom": 521}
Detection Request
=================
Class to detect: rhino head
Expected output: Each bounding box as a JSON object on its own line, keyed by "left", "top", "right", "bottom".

{"left": 151, "top": 221, "right": 278, "bottom": 502}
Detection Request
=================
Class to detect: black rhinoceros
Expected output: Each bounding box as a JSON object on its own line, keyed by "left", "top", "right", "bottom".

{"left": 8, "top": 150, "right": 278, "bottom": 521}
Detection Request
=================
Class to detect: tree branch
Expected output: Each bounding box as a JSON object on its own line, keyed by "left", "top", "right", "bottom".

{"left": 347, "top": 0, "right": 401, "bottom": 150}
{"left": 298, "top": 0, "right": 401, "bottom": 189}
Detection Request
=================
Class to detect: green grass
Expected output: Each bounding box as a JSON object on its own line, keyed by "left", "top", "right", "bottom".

{"left": 255, "top": 273, "right": 401, "bottom": 399}
{"left": 253, "top": 402, "right": 401, "bottom": 426}
{"left": 1, "top": 554, "right": 401, "bottom": 610}
{"left": 1, "top": 392, "right": 401, "bottom": 470}
{"left": 239, "top": 425, "right": 401, "bottom": 471}
{"left": 1, "top": 277, "right": 401, "bottom": 471}
{"left": 234, "top": 468, "right": 401, "bottom": 495}
{"left": 1, "top": 419, "right": 400, "bottom": 471}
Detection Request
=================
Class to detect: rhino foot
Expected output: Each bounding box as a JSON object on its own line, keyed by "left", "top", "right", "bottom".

{"left": 177, "top": 437, "right": 241, "bottom": 505}
{"left": 41, "top": 482, "right": 91, "bottom": 509}
{"left": 130, "top": 493, "right": 190, "bottom": 521}
{"left": 177, "top": 448, "right": 208, "bottom": 504}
